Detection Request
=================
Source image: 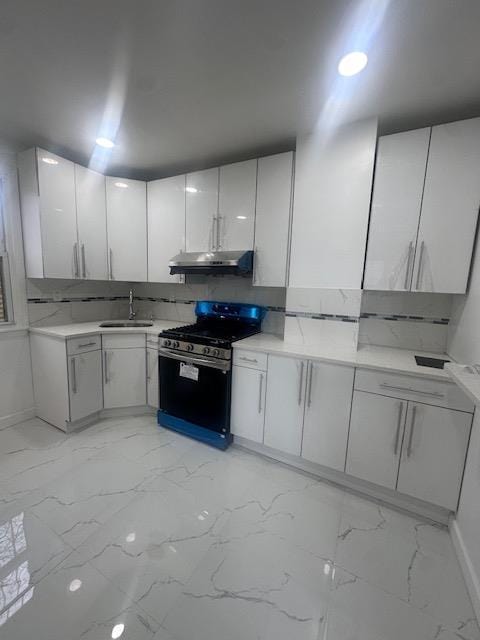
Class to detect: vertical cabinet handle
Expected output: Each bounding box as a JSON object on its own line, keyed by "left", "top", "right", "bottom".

{"left": 404, "top": 242, "right": 413, "bottom": 289}
{"left": 81, "top": 244, "right": 86, "bottom": 278}
{"left": 407, "top": 405, "right": 417, "bottom": 457}
{"left": 258, "top": 373, "right": 264, "bottom": 414}
{"left": 73, "top": 243, "right": 79, "bottom": 278}
{"left": 104, "top": 351, "right": 109, "bottom": 384}
{"left": 216, "top": 215, "right": 222, "bottom": 250}
{"left": 394, "top": 401, "right": 403, "bottom": 454}
{"left": 71, "top": 357, "right": 77, "bottom": 394}
{"left": 109, "top": 248, "right": 114, "bottom": 280}
{"left": 297, "top": 361, "right": 304, "bottom": 405}
{"left": 307, "top": 362, "right": 314, "bottom": 408}
{"left": 415, "top": 241, "right": 425, "bottom": 290}
{"left": 146, "top": 350, "right": 150, "bottom": 381}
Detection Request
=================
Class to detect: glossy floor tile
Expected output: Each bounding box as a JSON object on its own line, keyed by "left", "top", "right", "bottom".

{"left": 0, "top": 415, "right": 478, "bottom": 640}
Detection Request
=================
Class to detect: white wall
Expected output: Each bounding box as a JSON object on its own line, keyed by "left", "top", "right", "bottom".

{"left": 0, "top": 146, "right": 34, "bottom": 427}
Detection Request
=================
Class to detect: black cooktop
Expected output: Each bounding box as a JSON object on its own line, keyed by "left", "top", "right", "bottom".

{"left": 160, "top": 318, "right": 260, "bottom": 348}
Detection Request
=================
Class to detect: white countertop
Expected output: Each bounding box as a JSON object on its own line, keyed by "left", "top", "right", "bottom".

{"left": 29, "top": 320, "right": 185, "bottom": 339}
{"left": 234, "top": 333, "right": 453, "bottom": 381}
{"left": 445, "top": 363, "right": 480, "bottom": 405}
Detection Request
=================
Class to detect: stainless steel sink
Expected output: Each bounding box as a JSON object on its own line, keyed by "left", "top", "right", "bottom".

{"left": 99, "top": 321, "right": 154, "bottom": 328}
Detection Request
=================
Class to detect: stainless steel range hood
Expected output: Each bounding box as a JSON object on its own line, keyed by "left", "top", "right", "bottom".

{"left": 169, "top": 250, "right": 254, "bottom": 276}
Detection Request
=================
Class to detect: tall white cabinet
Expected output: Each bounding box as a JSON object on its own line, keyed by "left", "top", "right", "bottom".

{"left": 253, "top": 152, "right": 294, "bottom": 287}
{"left": 148, "top": 175, "right": 186, "bottom": 283}
{"left": 185, "top": 168, "right": 219, "bottom": 252}
{"left": 218, "top": 159, "right": 257, "bottom": 250}
{"left": 106, "top": 177, "right": 147, "bottom": 282}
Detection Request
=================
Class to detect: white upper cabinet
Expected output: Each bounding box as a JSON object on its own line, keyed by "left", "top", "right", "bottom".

{"left": 289, "top": 118, "right": 378, "bottom": 289}
{"left": 148, "top": 175, "right": 186, "bottom": 283}
{"left": 218, "top": 159, "right": 257, "bottom": 250}
{"left": 253, "top": 152, "right": 294, "bottom": 287}
{"left": 364, "top": 128, "right": 430, "bottom": 291}
{"left": 75, "top": 165, "right": 108, "bottom": 280}
{"left": 106, "top": 177, "right": 147, "bottom": 282}
{"left": 18, "top": 148, "right": 78, "bottom": 278}
{"left": 412, "top": 117, "right": 480, "bottom": 294}
{"left": 185, "top": 168, "right": 219, "bottom": 252}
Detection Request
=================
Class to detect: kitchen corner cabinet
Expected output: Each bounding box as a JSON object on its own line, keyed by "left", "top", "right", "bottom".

{"left": 365, "top": 117, "right": 480, "bottom": 294}
{"left": 218, "top": 159, "right": 257, "bottom": 250}
{"left": 148, "top": 175, "right": 186, "bottom": 283}
{"left": 253, "top": 152, "right": 294, "bottom": 287}
{"left": 102, "top": 334, "right": 146, "bottom": 409}
{"left": 18, "top": 148, "right": 78, "bottom": 278}
{"left": 185, "top": 168, "right": 219, "bottom": 252}
{"left": 106, "top": 177, "right": 147, "bottom": 282}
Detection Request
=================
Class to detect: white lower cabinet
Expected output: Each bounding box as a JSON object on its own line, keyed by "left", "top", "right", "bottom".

{"left": 68, "top": 350, "right": 103, "bottom": 421}
{"left": 346, "top": 391, "right": 405, "bottom": 489}
{"left": 301, "top": 362, "right": 354, "bottom": 471}
{"left": 146, "top": 347, "right": 159, "bottom": 408}
{"left": 263, "top": 355, "right": 307, "bottom": 456}
{"left": 396, "top": 402, "right": 472, "bottom": 510}
{"left": 103, "top": 347, "right": 146, "bottom": 409}
{"left": 231, "top": 365, "right": 266, "bottom": 443}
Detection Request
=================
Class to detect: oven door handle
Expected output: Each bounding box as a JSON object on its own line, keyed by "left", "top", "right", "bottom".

{"left": 158, "top": 347, "right": 230, "bottom": 371}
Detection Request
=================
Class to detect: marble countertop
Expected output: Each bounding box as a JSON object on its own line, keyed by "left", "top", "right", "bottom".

{"left": 234, "top": 333, "right": 453, "bottom": 381}
{"left": 29, "top": 320, "right": 185, "bottom": 339}
{"left": 445, "top": 363, "right": 480, "bottom": 405}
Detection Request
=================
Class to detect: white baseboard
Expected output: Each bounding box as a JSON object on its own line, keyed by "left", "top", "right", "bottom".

{"left": 0, "top": 407, "right": 35, "bottom": 430}
{"left": 450, "top": 519, "right": 480, "bottom": 623}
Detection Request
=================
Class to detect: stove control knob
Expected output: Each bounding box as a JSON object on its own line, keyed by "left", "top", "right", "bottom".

{"left": 164, "top": 339, "right": 171, "bottom": 347}
{"left": 173, "top": 341, "right": 180, "bottom": 349}
{"left": 186, "top": 343, "right": 194, "bottom": 352}
{"left": 212, "top": 349, "right": 220, "bottom": 357}
{"left": 203, "top": 347, "right": 210, "bottom": 355}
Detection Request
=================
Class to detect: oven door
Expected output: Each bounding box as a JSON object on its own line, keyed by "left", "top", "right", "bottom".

{"left": 158, "top": 347, "right": 231, "bottom": 434}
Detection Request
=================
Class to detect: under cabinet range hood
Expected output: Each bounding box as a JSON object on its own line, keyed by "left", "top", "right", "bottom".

{"left": 169, "top": 250, "right": 254, "bottom": 276}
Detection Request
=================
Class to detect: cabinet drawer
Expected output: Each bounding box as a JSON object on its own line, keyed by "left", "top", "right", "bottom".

{"left": 355, "top": 368, "right": 473, "bottom": 413}
{"left": 102, "top": 333, "right": 146, "bottom": 349}
{"left": 67, "top": 335, "right": 101, "bottom": 355}
{"left": 233, "top": 349, "right": 267, "bottom": 371}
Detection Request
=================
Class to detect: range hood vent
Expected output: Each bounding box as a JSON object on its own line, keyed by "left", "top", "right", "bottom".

{"left": 169, "top": 250, "right": 253, "bottom": 276}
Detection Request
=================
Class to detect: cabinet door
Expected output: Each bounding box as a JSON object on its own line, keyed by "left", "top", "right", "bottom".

{"left": 289, "top": 118, "right": 377, "bottom": 288}
{"left": 263, "top": 355, "right": 307, "bottom": 455}
{"left": 68, "top": 350, "right": 103, "bottom": 421}
{"left": 37, "top": 149, "right": 78, "bottom": 278}
{"left": 253, "top": 152, "right": 293, "bottom": 287}
{"left": 103, "top": 348, "right": 146, "bottom": 408}
{"left": 75, "top": 165, "right": 108, "bottom": 280}
{"left": 397, "top": 403, "right": 471, "bottom": 510}
{"left": 146, "top": 347, "right": 159, "bottom": 408}
{"left": 218, "top": 159, "right": 256, "bottom": 251}
{"left": 106, "top": 178, "right": 147, "bottom": 281}
{"left": 185, "top": 168, "right": 218, "bottom": 252}
{"left": 301, "top": 362, "right": 354, "bottom": 471}
{"left": 412, "top": 117, "right": 480, "bottom": 293}
{"left": 346, "top": 391, "right": 406, "bottom": 489}
{"left": 363, "top": 128, "right": 430, "bottom": 291}
{"left": 148, "top": 175, "right": 186, "bottom": 283}
{"left": 231, "top": 365, "right": 266, "bottom": 443}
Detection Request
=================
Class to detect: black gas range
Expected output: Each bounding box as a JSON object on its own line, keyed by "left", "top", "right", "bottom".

{"left": 157, "top": 301, "right": 266, "bottom": 449}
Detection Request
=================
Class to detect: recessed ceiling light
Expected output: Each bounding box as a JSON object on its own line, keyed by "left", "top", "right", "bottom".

{"left": 338, "top": 51, "right": 368, "bottom": 77}
{"left": 114, "top": 181, "right": 128, "bottom": 188}
{"left": 236, "top": 215, "right": 247, "bottom": 220}
{"left": 95, "top": 137, "right": 115, "bottom": 149}
{"left": 111, "top": 623, "right": 125, "bottom": 639}
{"left": 41, "top": 157, "right": 58, "bottom": 165}
{"left": 69, "top": 579, "right": 82, "bottom": 592}
{"left": 185, "top": 186, "right": 198, "bottom": 193}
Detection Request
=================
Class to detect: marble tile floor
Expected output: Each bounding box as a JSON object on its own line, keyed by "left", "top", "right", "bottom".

{"left": 0, "top": 415, "right": 478, "bottom": 640}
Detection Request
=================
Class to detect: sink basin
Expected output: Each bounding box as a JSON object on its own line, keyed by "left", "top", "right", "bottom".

{"left": 99, "top": 321, "right": 154, "bottom": 328}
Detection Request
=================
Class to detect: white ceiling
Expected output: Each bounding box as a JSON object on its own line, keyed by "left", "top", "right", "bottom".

{"left": 1, "top": 0, "right": 480, "bottom": 178}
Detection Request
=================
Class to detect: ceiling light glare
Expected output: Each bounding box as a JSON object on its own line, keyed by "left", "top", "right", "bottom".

{"left": 111, "top": 623, "right": 125, "bottom": 639}
{"left": 95, "top": 137, "right": 115, "bottom": 149}
{"left": 42, "top": 157, "right": 58, "bottom": 165}
{"left": 69, "top": 579, "right": 82, "bottom": 592}
{"left": 185, "top": 186, "right": 198, "bottom": 193}
{"left": 114, "top": 181, "right": 129, "bottom": 189}
{"left": 338, "top": 51, "right": 368, "bottom": 76}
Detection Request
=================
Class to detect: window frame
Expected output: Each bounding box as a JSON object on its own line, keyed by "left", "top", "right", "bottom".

{"left": 0, "top": 179, "right": 14, "bottom": 325}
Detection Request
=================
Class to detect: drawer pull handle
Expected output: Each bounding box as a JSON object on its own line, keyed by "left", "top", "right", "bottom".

{"left": 239, "top": 356, "right": 258, "bottom": 363}
{"left": 379, "top": 383, "right": 443, "bottom": 399}
{"left": 77, "top": 342, "right": 97, "bottom": 349}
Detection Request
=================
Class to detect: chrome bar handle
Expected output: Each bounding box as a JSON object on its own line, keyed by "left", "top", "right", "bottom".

{"left": 146, "top": 350, "right": 150, "bottom": 381}
{"left": 298, "top": 361, "right": 305, "bottom": 405}
{"left": 258, "top": 373, "right": 264, "bottom": 414}
{"left": 104, "top": 351, "right": 109, "bottom": 384}
{"left": 404, "top": 242, "right": 413, "bottom": 289}
{"left": 216, "top": 215, "right": 222, "bottom": 250}
{"left": 239, "top": 356, "right": 258, "bottom": 364}
{"left": 407, "top": 405, "right": 417, "bottom": 457}
{"left": 81, "top": 244, "right": 86, "bottom": 278}
{"left": 73, "top": 243, "right": 79, "bottom": 278}
{"left": 379, "top": 382, "right": 443, "bottom": 398}
{"left": 77, "top": 342, "right": 97, "bottom": 349}
{"left": 415, "top": 241, "right": 425, "bottom": 290}
{"left": 71, "top": 357, "right": 77, "bottom": 394}
{"left": 109, "top": 248, "right": 114, "bottom": 279}
{"left": 394, "top": 401, "right": 403, "bottom": 455}
{"left": 307, "top": 362, "right": 314, "bottom": 408}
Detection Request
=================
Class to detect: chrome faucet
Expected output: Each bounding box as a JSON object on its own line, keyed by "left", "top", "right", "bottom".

{"left": 128, "top": 288, "right": 136, "bottom": 321}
